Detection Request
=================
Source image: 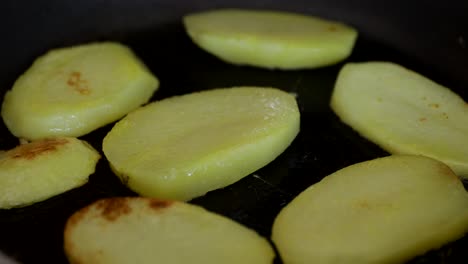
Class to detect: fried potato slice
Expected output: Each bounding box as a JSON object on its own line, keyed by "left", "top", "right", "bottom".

{"left": 272, "top": 155, "right": 468, "bottom": 264}
{"left": 331, "top": 62, "right": 468, "bottom": 177}
{"left": 0, "top": 137, "right": 100, "bottom": 209}
{"left": 103, "top": 87, "right": 299, "bottom": 201}
{"left": 64, "top": 197, "right": 275, "bottom": 264}
{"left": 1, "top": 42, "right": 159, "bottom": 140}
{"left": 183, "top": 9, "right": 357, "bottom": 69}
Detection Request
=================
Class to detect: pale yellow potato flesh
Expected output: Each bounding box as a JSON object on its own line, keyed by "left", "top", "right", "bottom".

{"left": 331, "top": 62, "right": 468, "bottom": 178}
{"left": 64, "top": 197, "right": 275, "bottom": 264}
{"left": 1, "top": 42, "right": 159, "bottom": 140}
{"left": 0, "top": 137, "right": 100, "bottom": 209}
{"left": 272, "top": 155, "right": 468, "bottom": 264}
{"left": 183, "top": 9, "right": 357, "bottom": 69}
{"left": 103, "top": 87, "right": 300, "bottom": 201}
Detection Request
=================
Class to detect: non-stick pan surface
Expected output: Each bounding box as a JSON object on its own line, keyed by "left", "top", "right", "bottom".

{"left": 0, "top": 1, "right": 467, "bottom": 263}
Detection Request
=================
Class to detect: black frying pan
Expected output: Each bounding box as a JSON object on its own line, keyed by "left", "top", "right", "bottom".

{"left": 1, "top": 1, "right": 467, "bottom": 263}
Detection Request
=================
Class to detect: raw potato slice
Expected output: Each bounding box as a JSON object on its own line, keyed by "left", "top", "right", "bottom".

{"left": 1, "top": 42, "right": 159, "bottom": 140}
{"left": 64, "top": 197, "right": 275, "bottom": 264}
{"left": 0, "top": 137, "right": 100, "bottom": 209}
{"left": 183, "top": 9, "right": 357, "bottom": 69}
{"left": 272, "top": 155, "right": 468, "bottom": 264}
{"left": 103, "top": 87, "right": 299, "bottom": 201}
{"left": 331, "top": 62, "right": 468, "bottom": 177}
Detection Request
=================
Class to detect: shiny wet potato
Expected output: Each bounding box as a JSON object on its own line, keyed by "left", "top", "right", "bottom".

{"left": 331, "top": 62, "right": 468, "bottom": 178}
{"left": 0, "top": 137, "right": 100, "bottom": 209}
{"left": 103, "top": 87, "right": 300, "bottom": 201}
{"left": 272, "top": 155, "right": 468, "bottom": 264}
{"left": 64, "top": 197, "right": 275, "bottom": 264}
{"left": 1, "top": 42, "right": 159, "bottom": 140}
{"left": 183, "top": 9, "right": 357, "bottom": 69}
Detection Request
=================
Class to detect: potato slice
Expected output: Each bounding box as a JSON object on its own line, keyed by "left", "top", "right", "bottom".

{"left": 331, "top": 62, "right": 468, "bottom": 177}
{"left": 1, "top": 42, "right": 159, "bottom": 140}
{"left": 64, "top": 197, "right": 275, "bottom": 264}
{"left": 0, "top": 137, "right": 100, "bottom": 209}
{"left": 272, "top": 155, "right": 468, "bottom": 264}
{"left": 183, "top": 9, "right": 357, "bottom": 69}
{"left": 103, "top": 87, "right": 299, "bottom": 201}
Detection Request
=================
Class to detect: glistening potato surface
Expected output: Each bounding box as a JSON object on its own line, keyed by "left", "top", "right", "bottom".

{"left": 184, "top": 9, "right": 357, "bottom": 69}
{"left": 1, "top": 42, "right": 159, "bottom": 140}
{"left": 272, "top": 155, "right": 468, "bottom": 264}
{"left": 103, "top": 87, "right": 300, "bottom": 201}
{"left": 331, "top": 62, "right": 468, "bottom": 178}
{"left": 64, "top": 197, "right": 275, "bottom": 264}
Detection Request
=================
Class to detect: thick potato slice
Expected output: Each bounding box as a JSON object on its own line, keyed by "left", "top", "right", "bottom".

{"left": 103, "top": 87, "right": 299, "bottom": 201}
{"left": 331, "top": 62, "right": 468, "bottom": 177}
{"left": 183, "top": 9, "right": 357, "bottom": 69}
{"left": 272, "top": 155, "right": 468, "bottom": 264}
{"left": 0, "top": 137, "right": 100, "bottom": 209}
{"left": 64, "top": 197, "right": 275, "bottom": 264}
{"left": 1, "top": 42, "right": 158, "bottom": 140}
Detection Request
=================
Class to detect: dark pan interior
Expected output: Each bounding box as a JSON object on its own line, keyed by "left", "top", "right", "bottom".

{"left": 0, "top": 1, "right": 467, "bottom": 263}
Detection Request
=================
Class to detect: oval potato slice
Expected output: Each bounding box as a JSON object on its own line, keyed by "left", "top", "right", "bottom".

{"left": 272, "top": 155, "right": 468, "bottom": 264}
{"left": 331, "top": 62, "right": 468, "bottom": 177}
{"left": 64, "top": 197, "right": 275, "bottom": 264}
{"left": 103, "top": 87, "right": 300, "bottom": 201}
{"left": 183, "top": 9, "right": 357, "bottom": 69}
{"left": 0, "top": 137, "right": 100, "bottom": 209}
{"left": 1, "top": 42, "right": 159, "bottom": 140}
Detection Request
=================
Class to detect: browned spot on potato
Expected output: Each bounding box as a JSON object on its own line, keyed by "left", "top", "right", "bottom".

{"left": 442, "top": 112, "right": 449, "bottom": 119}
{"left": 67, "top": 71, "right": 91, "bottom": 95}
{"left": 96, "top": 198, "right": 132, "bottom": 221}
{"left": 9, "top": 138, "right": 68, "bottom": 160}
{"left": 148, "top": 199, "right": 173, "bottom": 210}
{"left": 355, "top": 200, "right": 372, "bottom": 209}
{"left": 419, "top": 117, "right": 427, "bottom": 122}
{"left": 66, "top": 204, "right": 91, "bottom": 229}
{"left": 428, "top": 103, "right": 440, "bottom": 108}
